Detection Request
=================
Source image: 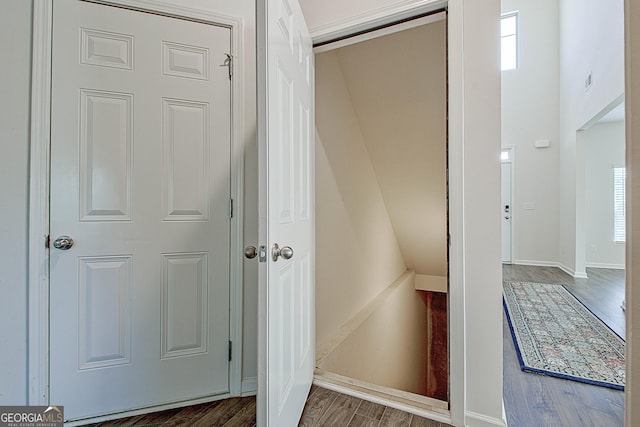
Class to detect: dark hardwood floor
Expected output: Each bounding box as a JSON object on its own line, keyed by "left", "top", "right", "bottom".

{"left": 84, "top": 385, "right": 451, "bottom": 426}
{"left": 502, "top": 264, "right": 625, "bottom": 427}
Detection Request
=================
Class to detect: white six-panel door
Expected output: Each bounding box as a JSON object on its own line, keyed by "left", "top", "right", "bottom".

{"left": 258, "top": 0, "right": 315, "bottom": 425}
{"left": 49, "top": 0, "right": 231, "bottom": 420}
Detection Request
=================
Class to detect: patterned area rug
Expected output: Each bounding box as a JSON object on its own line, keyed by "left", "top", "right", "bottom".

{"left": 503, "top": 281, "right": 625, "bottom": 390}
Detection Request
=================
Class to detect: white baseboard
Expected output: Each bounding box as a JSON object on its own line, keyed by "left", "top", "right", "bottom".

{"left": 466, "top": 411, "right": 507, "bottom": 427}
{"left": 585, "top": 262, "right": 625, "bottom": 270}
{"left": 557, "top": 263, "right": 588, "bottom": 279}
{"left": 241, "top": 377, "right": 257, "bottom": 396}
{"left": 510, "top": 260, "right": 588, "bottom": 279}
{"left": 512, "top": 259, "right": 561, "bottom": 268}
{"left": 502, "top": 398, "right": 508, "bottom": 426}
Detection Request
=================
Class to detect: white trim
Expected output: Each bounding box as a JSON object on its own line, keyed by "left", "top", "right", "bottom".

{"left": 226, "top": 11, "right": 246, "bottom": 400}
{"left": 512, "top": 259, "right": 589, "bottom": 279}
{"left": 309, "top": 0, "right": 447, "bottom": 44}
{"left": 28, "top": 0, "right": 53, "bottom": 406}
{"left": 511, "top": 259, "right": 562, "bottom": 268}
{"left": 585, "top": 262, "right": 626, "bottom": 270}
{"left": 512, "top": 260, "right": 589, "bottom": 279}
{"left": 313, "top": 12, "right": 445, "bottom": 53}
{"left": 241, "top": 377, "right": 258, "bottom": 396}
{"left": 559, "top": 264, "right": 588, "bottom": 279}
{"left": 502, "top": 399, "right": 508, "bottom": 426}
{"left": 447, "top": 1, "right": 465, "bottom": 426}
{"left": 82, "top": 0, "right": 241, "bottom": 25}
{"left": 28, "top": 0, "right": 246, "bottom": 409}
{"left": 466, "top": 410, "right": 508, "bottom": 427}
{"left": 255, "top": 0, "right": 268, "bottom": 423}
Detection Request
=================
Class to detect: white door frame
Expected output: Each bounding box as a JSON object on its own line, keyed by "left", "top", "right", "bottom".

{"left": 305, "top": 1, "right": 465, "bottom": 426}
{"left": 28, "top": 0, "right": 246, "bottom": 406}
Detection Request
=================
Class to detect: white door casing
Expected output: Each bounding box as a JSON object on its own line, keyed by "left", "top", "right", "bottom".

{"left": 49, "top": 0, "right": 232, "bottom": 420}
{"left": 501, "top": 161, "right": 512, "bottom": 263}
{"left": 257, "top": 0, "right": 315, "bottom": 425}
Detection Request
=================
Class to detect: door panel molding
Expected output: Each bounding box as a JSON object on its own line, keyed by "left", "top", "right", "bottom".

{"left": 28, "top": 0, "right": 246, "bottom": 407}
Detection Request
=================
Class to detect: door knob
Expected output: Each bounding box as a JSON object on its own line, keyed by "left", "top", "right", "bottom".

{"left": 272, "top": 243, "right": 294, "bottom": 261}
{"left": 53, "top": 235, "right": 74, "bottom": 250}
{"left": 244, "top": 246, "right": 258, "bottom": 259}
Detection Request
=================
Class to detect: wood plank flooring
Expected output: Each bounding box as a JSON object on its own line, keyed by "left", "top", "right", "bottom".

{"left": 85, "top": 397, "right": 257, "bottom": 427}
{"left": 84, "top": 385, "right": 451, "bottom": 426}
{"left": 299, "top": 385, "right": 451, "bottom": 426}
{"left": 502, "top": 264, "right": 625, "bottom": 427}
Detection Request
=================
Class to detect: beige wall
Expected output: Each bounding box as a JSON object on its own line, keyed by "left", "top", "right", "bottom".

{"left": 335, "top": 21, "right": 447, "bottom": 277}
{"left": 319, "top": 272, "right": 428, "bottom": 395}
{"left": 315, "top": 50, "right": 407, "bottom": 350}
{"left": 315, "top": 18, "right": 446, "bottom": 398}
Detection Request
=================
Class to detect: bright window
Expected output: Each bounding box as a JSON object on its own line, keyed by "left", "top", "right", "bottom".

{"left": 614, "top": 167, "right": 626, "bottom": 243}
{"left": 501, "top": 13, "right": 518, "bottom": 71}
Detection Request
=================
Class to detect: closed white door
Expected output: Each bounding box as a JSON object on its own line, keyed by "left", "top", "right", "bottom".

{"left": 257, "top": 0, "right": 315, "bottom": 425}
{"left": 501, "top": 162, "right": 512, "bottom": 263}
{"left": 49, "top": 0, "right": 231, "bottom": 420}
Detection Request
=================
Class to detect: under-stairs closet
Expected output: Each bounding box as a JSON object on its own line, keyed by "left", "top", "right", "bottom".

{"left": 313, "top": 12, "right": 449, "bottom": 407}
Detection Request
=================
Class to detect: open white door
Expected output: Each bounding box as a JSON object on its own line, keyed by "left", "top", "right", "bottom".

{"left": 257, "top": 0, "right": 315, "bottom": 425}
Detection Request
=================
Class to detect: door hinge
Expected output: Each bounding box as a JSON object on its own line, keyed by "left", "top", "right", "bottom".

{"left": 45, "top": 235, "right": 50, "bottom": 249}
{"left": 228, "top": 341, "right": 233, "bottom": 361}
{"left": 229, "top": 198, "right": 234, "bottom": 218}
{"left": 221, "top": 53, "right": 233, "bottom": 80}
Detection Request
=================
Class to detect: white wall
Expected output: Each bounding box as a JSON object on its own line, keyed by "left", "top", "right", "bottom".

{"left": 0, "top": 0, "right": 32, "bottom": 406}
{"left": 501, "top": 0, "right": 560, "bottom": 266}
{"left": 459, "top": 1, "right": 504, "bottom": 425}
{"left": 0, "top": 0, "right": 259, "bottom": 404}
{"left": 584, "top": 121, "right": 625, "bottom": 268}
{"left": 315, "top": 50, "right": 407, "bottom": 351}
{"left": 558, "top": 0, "right": 625, "bottom": 275}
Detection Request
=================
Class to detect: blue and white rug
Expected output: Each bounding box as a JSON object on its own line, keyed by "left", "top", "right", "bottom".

{"left": 503, "top": 280, "right": 625, "bottom": 390}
